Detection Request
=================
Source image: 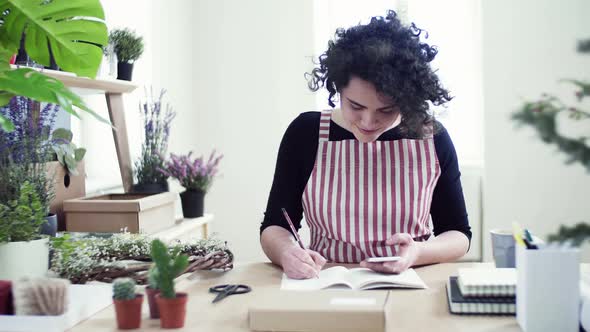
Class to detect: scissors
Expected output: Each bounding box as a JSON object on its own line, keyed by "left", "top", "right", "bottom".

{"left": 209, "top": 284, "right": 251, "bottom": 303}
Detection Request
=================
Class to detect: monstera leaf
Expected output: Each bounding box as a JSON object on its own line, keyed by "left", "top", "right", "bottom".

{"left": 0, "top": 0, "right": 109, "bottom": 131}
{"left": 0, "top": 68, "right": 110, "bottom": 125}
{"left": 0, "top": 0, "right": 107, "bottom": 77}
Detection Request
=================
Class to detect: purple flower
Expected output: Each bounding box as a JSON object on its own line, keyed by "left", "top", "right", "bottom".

{"left": 158, "top": 150, "right": 223, "bottom": 192}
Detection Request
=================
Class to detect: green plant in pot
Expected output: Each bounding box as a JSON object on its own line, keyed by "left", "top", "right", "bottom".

{"left": 0, "top": 181, "right": 49, "bottom": 280}
{"left": 0, "top": 0, "right": 110, "bottom": 132}
{"left": 112, "top": 277, "right": 143, "bottom": 330}
{"left": 51, "top": 128, "right": 86, "bottom": 176}
{"left": 160, "top": 150, "right": 223, "bottom": 218}
{"left": 109, "top": 28, "right": 144, "bottom": 81}
{"left": 145, "top": 265, "right": 161, "bottom": 319}
{"left": 150, "top": 239, "right": 189, "bottom": 329}
{"left": 133, "top": 89, "right": 175, "bottom": 194}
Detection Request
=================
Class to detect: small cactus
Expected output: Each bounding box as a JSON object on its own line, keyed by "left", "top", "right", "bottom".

{"left": 150, "top": 239, "right": 188, "bottom": 299}
{"left": 148, "top": 266, "right": 159, "bottom": 290}
{"left": 113, "top": 278, "right": 136, "bottom": 300}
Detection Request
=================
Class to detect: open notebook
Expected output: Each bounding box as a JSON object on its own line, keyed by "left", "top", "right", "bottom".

{"left": 281, "top": 266, "right": 427, "bottom": 291}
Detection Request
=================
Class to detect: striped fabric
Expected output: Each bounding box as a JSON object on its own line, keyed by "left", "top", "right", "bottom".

{"left": 302, "top": 110, "right": 441, "bottom": 263}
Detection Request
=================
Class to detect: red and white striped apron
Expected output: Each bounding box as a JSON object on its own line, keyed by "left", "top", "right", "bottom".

{"left": 302, "top": 110, "right": 441, "bottom": 263}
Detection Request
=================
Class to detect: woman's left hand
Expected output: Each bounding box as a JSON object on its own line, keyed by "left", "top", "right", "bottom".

{"left": 360, "top": 233, "right": 422, "bottom": 274}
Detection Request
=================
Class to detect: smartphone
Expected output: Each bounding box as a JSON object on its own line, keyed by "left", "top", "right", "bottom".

{"left": 366, "top": 256, "right": 401, "bottom": 263}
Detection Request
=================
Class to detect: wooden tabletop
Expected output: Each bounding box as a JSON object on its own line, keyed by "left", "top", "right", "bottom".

{"left": 68, "top": 262, "right": 521, "bottom": 332}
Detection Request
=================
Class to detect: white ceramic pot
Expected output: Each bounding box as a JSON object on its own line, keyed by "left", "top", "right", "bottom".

{"left": 0, "top": 237, "right": 49, "bottom": 280}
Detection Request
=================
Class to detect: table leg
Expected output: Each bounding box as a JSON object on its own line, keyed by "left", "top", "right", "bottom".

{"left": 105, "top": 93, "right": 133, "bottom": 193}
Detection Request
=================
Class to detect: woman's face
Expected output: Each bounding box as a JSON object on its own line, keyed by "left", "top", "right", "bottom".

{"left": 340, "top": 76, "right": 401, "bottom": 143}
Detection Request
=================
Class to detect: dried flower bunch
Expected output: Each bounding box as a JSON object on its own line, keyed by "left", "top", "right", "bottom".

{"left": 159, "top": 150, "right": 223, "bottom": 192}
{"left": 134, "top": 88, "right": 176, "bottom": 186}
{"left": 50, "top": 232, "right": 233, "bottom": 284}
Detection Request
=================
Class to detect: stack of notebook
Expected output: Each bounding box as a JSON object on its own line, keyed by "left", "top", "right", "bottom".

{"left": 446, "top": 268, "right": 516, "bottom": 315}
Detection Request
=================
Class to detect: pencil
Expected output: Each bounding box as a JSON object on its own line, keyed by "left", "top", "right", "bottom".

{"left": 281, "top": 208, "right": 319, "bottom": 279}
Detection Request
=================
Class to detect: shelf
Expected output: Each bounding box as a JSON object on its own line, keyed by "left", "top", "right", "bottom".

{"left": 10, "top": 65, "right": 138, "bottom": 95}
{"left": 150, "top": 214, "right": 214, "bottom": 242}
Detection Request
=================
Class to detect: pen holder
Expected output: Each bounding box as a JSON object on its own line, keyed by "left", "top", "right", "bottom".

{"left": 516, "top": 245, "right": 580, "bottom": 332}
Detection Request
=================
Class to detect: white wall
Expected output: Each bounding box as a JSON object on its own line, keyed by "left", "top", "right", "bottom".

{"left": 177, "top": 0, "right": 316, "bottom": 262}
{"left": 482, "top": 0, "right": 590, "bottom": 261}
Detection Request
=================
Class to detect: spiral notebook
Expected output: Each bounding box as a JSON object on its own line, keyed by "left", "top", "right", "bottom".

{"left": 457, "top": 268, "right": 516, "bottom": 297}
{"left": 446, "top": 277, "right": 515, "bottom": 315}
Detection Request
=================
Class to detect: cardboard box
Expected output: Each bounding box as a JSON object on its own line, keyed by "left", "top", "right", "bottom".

{"left": 249, "top": 290, "right": 393, "bottom": 332}
{"left": 47, "top": 161, "right": 86, "bottom": 231}
{"left": 63, "top": 192, "right": 176, "bottom": 234}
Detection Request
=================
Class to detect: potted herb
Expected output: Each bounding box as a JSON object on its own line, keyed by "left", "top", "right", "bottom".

{"left": 145, "top": 266, "right": 161, "bottom": 319}
{"left": 112, "top": 277, "right": 143, "bottom": 330}
{"left": 160, "top": 151, "right": 222, "bottom": 218}
{"left": 0, "top": 181, "right": 49, "bottom": 280}
{"left": 150, "top": 239, "right": 188, "bottom": 329}
{"left": 0, "top": 97, "right": 58, "bottom": 236}
{"left": 133, "top": 89, "right": 175, "bottom": 194}
{"left": 109, "top": 28, "right": 144, "bottom": 81}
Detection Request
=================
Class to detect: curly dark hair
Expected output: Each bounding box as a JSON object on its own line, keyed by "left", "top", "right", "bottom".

{"left": 306, "top": 10, "right": 452, "bottom": 137}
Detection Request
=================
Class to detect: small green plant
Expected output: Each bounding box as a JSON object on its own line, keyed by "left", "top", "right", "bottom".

{"left": 150, "top": 239, "right": 188, "bottom": 299}
{"left": 0, "top": 181, "right": 46, "bottom": 243}
{"left": 148, "top": 266, "right": 160, "bottom": 289}
{"left": 109, "top": 28, "right": 144, "bottom": 63}
{"left": 112, "top": 277, "right": 137, "bottom": 300}
{"left": 547, "top": 222, "right": 590, "bottom": 247}
{"left": 51, "top": 128, "right": 86, "bottom": 175}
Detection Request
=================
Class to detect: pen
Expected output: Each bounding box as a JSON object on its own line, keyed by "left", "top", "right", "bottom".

{"left": 281, "top": 208, "right": 319, "bottom": 279}
{"left": 511, "top": 222, "right": 526, "bottom": 247}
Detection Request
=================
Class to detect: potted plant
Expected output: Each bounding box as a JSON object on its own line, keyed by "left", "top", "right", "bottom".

{"left": 150, "top": 239, "right": 189, "bottom": 329}
{"left": 160, "top": 151, "right": 223, "bottom": 218}
{"left": 133, "top": 89, "right": 175, "bottom": 194}
{"left": 112, "top": 277, "right": 144, "bottom": 330}
{"left": 145, "top": 266, "right": 161, "bottom": 319}
{"left": 0, "top": 181, "right": 49, "bottom": 280}
{"left": 0, "top": 97, "right": 59, "bottom": 236}
{"left": 0, "top": 0, "right": 110, "bottom": 133}
{"left": 109, "top": 28, "right": 144, "bottom": 81}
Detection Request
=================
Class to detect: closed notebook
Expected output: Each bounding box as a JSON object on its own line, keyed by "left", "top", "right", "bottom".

{"left": 457, "top": 268, "right": 516, "bottom": 297}
{"left": 446, "top": 277, "right": 515, "bottom": 315}
{"left": 281, "top": 266, "right": 427, "bottom": 291}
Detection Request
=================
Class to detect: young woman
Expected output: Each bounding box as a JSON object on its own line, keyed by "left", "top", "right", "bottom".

{"left": 260, "top": 10, "right": 471, "bottom": 279}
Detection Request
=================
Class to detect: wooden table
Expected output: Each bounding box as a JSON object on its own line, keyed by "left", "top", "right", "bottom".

{"left": 68, "top": 262, "right": 520, "bottom": 332}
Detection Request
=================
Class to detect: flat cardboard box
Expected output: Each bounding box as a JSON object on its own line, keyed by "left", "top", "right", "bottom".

{"left": 249, "top": 290, "right": 393, "bottom": 332}
{"left": 63, "top": 192, "right": 176, "bottom": 234}
{"left": 46, "top": 161, "right": 86, "bottom": 231}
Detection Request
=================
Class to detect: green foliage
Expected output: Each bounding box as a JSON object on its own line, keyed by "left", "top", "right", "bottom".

{"left": 0, "top": 181, "right": 46, "bottom": 243}
{"left": 51, "top": 128, "right": 86, "bottom": 175}
{"left": 109, "top": 28, "right": 144, "bottom": 63}
{"left": 150, "top": 239, "right": 188, "bottom": 299}
{"left": 112, "top": 277, "right": 136, "bottom": 300}
{"left": 547, "top": 222, "right": 590, "bottom": 247}
{"left": 0, "top": 0, "right": 110, "bottom": 132}
{"left": 148, "top": 266, "right": 159, "bottom": 290}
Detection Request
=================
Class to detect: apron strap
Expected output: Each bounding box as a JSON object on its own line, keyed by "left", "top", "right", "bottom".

{"left": 318, "top": 110, "right": 331, "bottom": 142}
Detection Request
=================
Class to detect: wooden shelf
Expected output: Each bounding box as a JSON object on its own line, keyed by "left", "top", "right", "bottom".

{"left": 11, "top": 65, "right": 137, "bottom": 192}
{"left": 150, "top": 214, "right": 214, "bottom": 242}
{"left": 11, "top": 65, "right": 138, "bottom": 94}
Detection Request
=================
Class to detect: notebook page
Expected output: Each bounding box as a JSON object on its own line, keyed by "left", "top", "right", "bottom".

{"left": 346, "top": 268, "right": 427, "bottom": 290}
{"left": 281, "top": 266, "right": 352, "bottom": 290}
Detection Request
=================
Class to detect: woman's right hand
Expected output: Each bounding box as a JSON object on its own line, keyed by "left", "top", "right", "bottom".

{"left": 280, "top": 246, "right": 326, "bottom": 279}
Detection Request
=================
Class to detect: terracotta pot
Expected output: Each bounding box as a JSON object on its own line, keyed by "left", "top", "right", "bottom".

{"left": 145, "top": 287, "right": 160, "bottom": 319}
{"left": 156, "top": 292, "right": 188, "bottom": 329}
{"left": 113, "top": 294, "right": 143, "bottom": 329}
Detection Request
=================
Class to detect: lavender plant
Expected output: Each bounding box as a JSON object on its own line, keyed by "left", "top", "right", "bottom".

{"left": 0, "top": 97, "right": 59, "bottom": 213}
{"left": 159, "top": 151, "right": 223, "bottom": 192}
{"left": 134, "top": 89, "right": 176, "bottom": 186}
